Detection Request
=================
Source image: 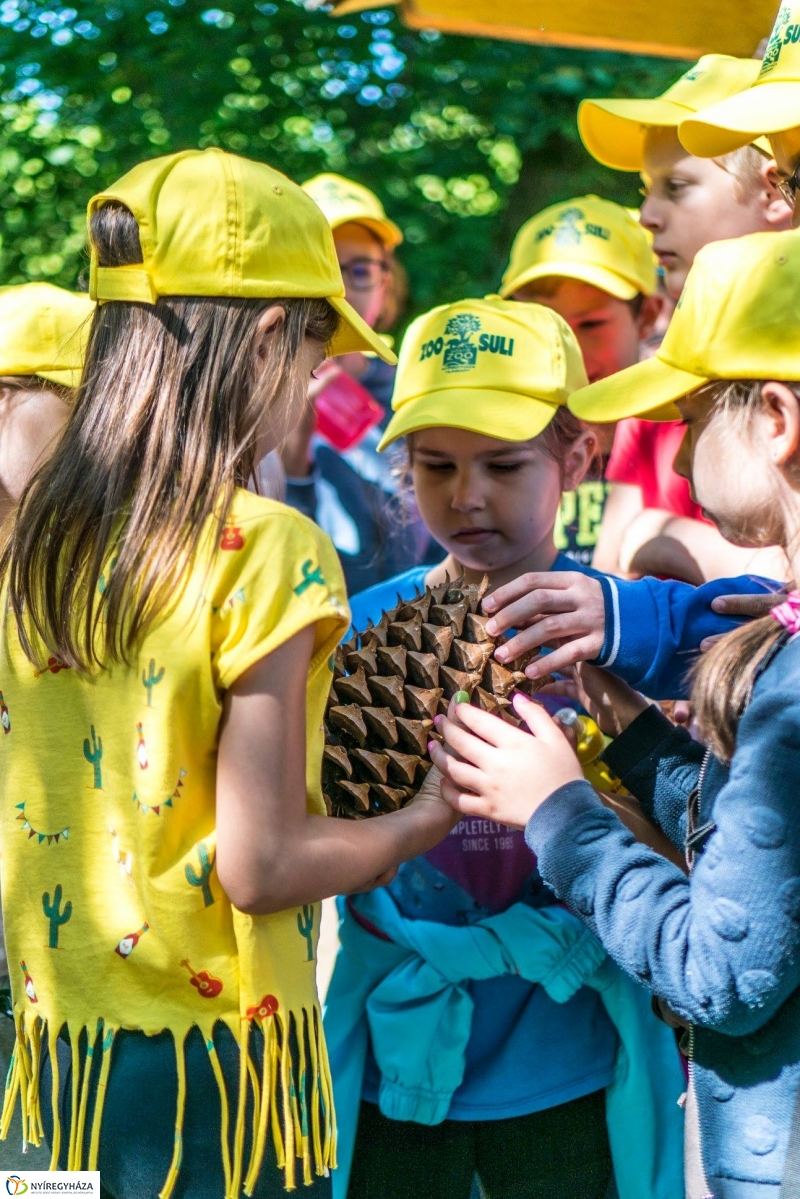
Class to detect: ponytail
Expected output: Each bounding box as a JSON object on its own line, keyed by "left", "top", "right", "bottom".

{"left": 692, "top": 614, "right": 785, "bottom": 762}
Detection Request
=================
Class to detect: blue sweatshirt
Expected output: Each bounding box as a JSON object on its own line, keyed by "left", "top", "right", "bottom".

{"left": 526, "top": 634, "right": 800, "bottom": 1195}
{"left": 590, "top": 572, "right": 781, "bottom": 699}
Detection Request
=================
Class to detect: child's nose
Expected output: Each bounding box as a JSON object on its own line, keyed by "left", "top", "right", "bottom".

{"left": 639, "top": 193, "right": 662, "bottom": 233}
{"left": 451, "top": 474, "right": 484, "bottom": 511}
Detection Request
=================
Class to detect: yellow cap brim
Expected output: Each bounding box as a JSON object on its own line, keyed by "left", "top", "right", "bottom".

{"left": 578, "top": 98, "right": 694, "bottom": 171}
{"left": 37, "top": 366, "right": 82, "bottom": 388}
{"left": 679, "top": 82, "right": 800, "bottom": 157}
{"left": 328, "top": 296, "right": 397, "bottom": 364}
{"left": 329, "top": 214, "right": 403, "bottom": 250}
{"left": 500, "top": 260, "right": 640, "bottom": 302}
{"left": 377, "top": 389, "right": 558, "bottom": 451}
{"left": 568, "top": 353, "right": 709, "bottom": 423}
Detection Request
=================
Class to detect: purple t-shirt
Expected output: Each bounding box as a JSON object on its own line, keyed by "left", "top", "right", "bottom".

{"left": 350, "top": 560, "right": 618, "bottom": 1120}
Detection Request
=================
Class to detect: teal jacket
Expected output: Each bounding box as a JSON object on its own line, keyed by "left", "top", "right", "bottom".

{"left": 324, "top": 888, "right": 685, "bottom": 1199}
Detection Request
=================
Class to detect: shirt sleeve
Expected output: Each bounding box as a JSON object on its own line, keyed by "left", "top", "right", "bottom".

{"left": 526, "top": 677, "right": 800, "bottom": 1037}
{"left": 601, "top": 704, "right": 704, "bottom": 846}
{"left": 209, "top": 506, "right": 350, "bottom": 693}
{"left": 594, "top": 572, "right": 782, "bottom": 699}
{"left": 605, "top": 419, "right": 646, "bottom": 488}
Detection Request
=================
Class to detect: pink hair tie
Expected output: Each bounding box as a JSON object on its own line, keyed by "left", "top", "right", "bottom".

{"left": 771, "top": 591, "right": 800, "bottom": 636}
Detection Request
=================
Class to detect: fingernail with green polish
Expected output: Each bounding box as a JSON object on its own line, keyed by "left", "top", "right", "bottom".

{"left": 454, "top": 690, "right": 470, "bottom": 705}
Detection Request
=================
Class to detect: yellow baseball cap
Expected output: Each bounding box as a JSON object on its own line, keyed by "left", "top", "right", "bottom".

{"left": 579, "top": 55, "right": 764, "bottom": 171}
{"left": 302, "top": 172, "right": 402, "bottom": 249}
{"left": 378, "top": 297, "right": 588, "bottom": 450}
{"left": 680, "top": 5, "right": 800, "bottom": 156}
{"left": 499, "top": 196, "right": 656, "bottom": 302}
{"left": 87, "top": 149, "right": 396, "bottom": 364}
{"left": 568, "top": 229, "right": 800, "bottom": 423}
{"left": 0, "top": 283, "right": 94, "bottom": 388}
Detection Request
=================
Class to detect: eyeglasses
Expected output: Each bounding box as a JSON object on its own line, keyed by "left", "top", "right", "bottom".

{"left": 339, "top": 257, "right": 390, "bottom": 292}
{"left": 777, "top": 163, "right": 800, "bottom": 208}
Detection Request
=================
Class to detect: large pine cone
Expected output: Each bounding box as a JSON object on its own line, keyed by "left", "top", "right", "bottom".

{"left": 324, "top": 577, "right": 552, "bottom": 819}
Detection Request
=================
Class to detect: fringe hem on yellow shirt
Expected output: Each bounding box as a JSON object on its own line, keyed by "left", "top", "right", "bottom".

{"left": 0, "top": 1005, "right": 337, "bottom": 1197}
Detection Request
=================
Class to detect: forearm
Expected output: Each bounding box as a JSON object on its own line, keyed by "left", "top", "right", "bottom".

{"left": 602, "top": 704, "right": 704, "bottom": 844}
{"left": 594, "top": 572, "right": 779, "bottom": 698}
{"left": 226, "top": 801, "right": 451, "bottom": 914}
{"left": 623, "top": 514, "right": 788, "bottom": 585}
{"left": 527, "top": 782, "right": 798, "bottom": 1034}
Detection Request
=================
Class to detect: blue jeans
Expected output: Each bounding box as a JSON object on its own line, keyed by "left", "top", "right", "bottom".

{"left": 41, "top": 1022, "right": 332, "bottom": 1199}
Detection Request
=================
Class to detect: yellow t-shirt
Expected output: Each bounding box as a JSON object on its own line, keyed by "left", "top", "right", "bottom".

{"left": 0, "top": 490, "right": 349, "bottom": 1195}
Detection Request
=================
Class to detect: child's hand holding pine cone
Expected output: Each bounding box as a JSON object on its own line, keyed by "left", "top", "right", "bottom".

{"left": 323, "top": 577, "right": 553, "bottom": 819}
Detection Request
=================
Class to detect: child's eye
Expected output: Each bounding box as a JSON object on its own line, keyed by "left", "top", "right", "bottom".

{"left": 420, "top": 461, "right": 454, "bottom": 473}
{"left": 489, "top": 462, "right": 524, "bottom": 474}
{"left": 665, "top": 179, "right": 689, "bottom": 198}
{"left": 578, "top": 319, "right": 608, "bottom": 331}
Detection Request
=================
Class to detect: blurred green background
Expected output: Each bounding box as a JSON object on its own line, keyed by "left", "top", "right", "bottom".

{"left": 0, "top": 0, "right": 685, "bottom": 323}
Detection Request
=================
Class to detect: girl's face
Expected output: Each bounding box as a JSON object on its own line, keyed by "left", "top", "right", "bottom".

{"left": 411, "top": 426, "right": 588, "bottom": 577}
{"left": 253, "top": 308, "right": 328, "bottom": 460}
{"left": 674, "top": 386, "right": 789, "bottom": 548}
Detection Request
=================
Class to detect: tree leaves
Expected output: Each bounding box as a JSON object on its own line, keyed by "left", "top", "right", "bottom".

{"left": 0, "top": 0, "right": 681, "bottom": 321}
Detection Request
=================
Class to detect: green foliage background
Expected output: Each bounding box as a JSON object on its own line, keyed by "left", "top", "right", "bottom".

{"left": 0, "top": 0, "right": 686, "bottom": 321}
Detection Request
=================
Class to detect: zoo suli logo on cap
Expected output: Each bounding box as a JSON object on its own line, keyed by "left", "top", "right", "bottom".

{"left": 760, "top": 3, "right": 795, "bottom": 75}
{"left": 418, "top": 315, "right": 515, "bottom": 373}
{"left": 534, "top": 207, "right": 611, "bottom": 249}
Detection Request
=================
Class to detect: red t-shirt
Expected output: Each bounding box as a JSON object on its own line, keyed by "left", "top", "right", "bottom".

{"left": 606, "top": 418, "right": 704, "bottom": 520}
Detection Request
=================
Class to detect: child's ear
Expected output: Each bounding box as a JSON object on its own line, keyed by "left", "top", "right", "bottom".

{"left": 761, "top": 161, "right": 794, "bottom": 229}
{"left": 760, "top": 381, "right": 800, "bottom": 466}
{"left": 253, "top": 304, "right": 287, "bottom": 362}
{"left": 636, "top": 294, "right": 665, "bottom": 343}
{"left": 562, "top": 429, "right": 599, "bottom": 492}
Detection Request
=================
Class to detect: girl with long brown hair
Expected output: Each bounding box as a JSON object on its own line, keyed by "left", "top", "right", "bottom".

{"left": 430, "top": 228, "right": 800, "bottom": 1196}
{"left": 0, "top": 148, "right": 455, "bottom": 1199}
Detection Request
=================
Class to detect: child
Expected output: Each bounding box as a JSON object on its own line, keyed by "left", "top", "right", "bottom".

{"left": 679, "top": 2, "right": 800, "bottom": 215}
{"left": 0, "top": 281, "right": 93, "bottom": 1173}
{"left": 579, "top": 54, "right": 790, "bottom": 584}
{"left": 498, "top": 194, "right": 672, "bottom": 573}
{"left": 433, "top": 228, "right": 800, "bottom": 1196}
{"left": 283, "top": 173, "right": 432, "bottom": 592}
{"left": 324, "top": 297, "right": 685, "bottom": 1199}
{"left": 0, "top": 148, "right": 456, "bottom": 1199}
{"left": 0, "top": 283, "right": 92, "bottom": 525}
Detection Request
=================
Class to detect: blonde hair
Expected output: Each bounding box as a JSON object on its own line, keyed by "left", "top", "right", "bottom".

{"left": 692, "top": 379, "right": 799, "bottom": 761}
{"left": 2, "top": 201, "right": 339, "bottom": 671}
{"left": 718, "top": 145, "right": 769, "bottom": 201}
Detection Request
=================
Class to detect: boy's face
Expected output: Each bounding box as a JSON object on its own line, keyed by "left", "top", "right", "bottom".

{"left": 513, "top": 278, "right": 641, "bottom": 383}
{"left": 411, "top": 426, "right": 582, "bottom": 576}
{"left": 641, "top": 128, "right": 774, "bottom": 298}
{"left": 769, "top": 128, "right": 800, "bottom": 229}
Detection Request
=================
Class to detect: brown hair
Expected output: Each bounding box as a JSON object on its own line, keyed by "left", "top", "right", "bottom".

{"left": 691, "top": 379, "right": 799, "bottom": 761}
{"left": 0, "top": 376, "right": 74, "bottom": 401}
{"left": 405, "top": 406, "right": 591, "bottom": 480}
{"left": 2, "top": 201, "right": 339, "bottom": 671}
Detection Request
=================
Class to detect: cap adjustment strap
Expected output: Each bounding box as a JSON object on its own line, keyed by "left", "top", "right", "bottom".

{"left": 90, "top": 263, "right": 158, "bottom": 305}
